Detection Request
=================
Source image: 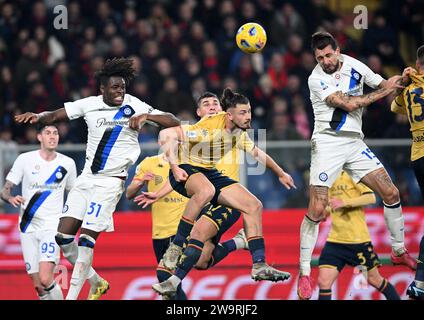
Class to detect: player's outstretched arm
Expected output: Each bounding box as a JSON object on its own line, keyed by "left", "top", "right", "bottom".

{"left": 129, "top": 113, "right": 180, "bottom": 130}
{"left": 0, "top": 181, "right": 24, "bottom": 208}
{"left": 159, "top": 127, "right": 188, "bottom": 182}
{"left": 126, "top": 172, "right": 154, "bottom": 200}
{"left": 329, "top": 193, "right": 376, "bottom": 210}
{"left": 325, "top": 75, "right": 404, "bottom": 112}
{"left": 14, "top": 108, "right": 69, "bottom": 125}
{"left": 134, "top": 179, "right": 174, "bottom": 208}
{"left": 250, "top": 146, "right": 296, "bottom": 190}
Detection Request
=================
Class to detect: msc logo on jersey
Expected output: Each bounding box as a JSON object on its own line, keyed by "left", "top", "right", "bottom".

{"left": 319, "top": 172, "right": 328, "bottom": 182}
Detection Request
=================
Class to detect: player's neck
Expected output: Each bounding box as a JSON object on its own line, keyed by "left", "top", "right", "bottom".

{"left": 224, "top": 116, "right": 237, "bottom": 132}
{"left": 39, "top": 149, "right": 57, "bottom": 162}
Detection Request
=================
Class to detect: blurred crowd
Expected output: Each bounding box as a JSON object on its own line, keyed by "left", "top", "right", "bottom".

{"left": 0, "top": 0, "right": 423, "bottom": 208}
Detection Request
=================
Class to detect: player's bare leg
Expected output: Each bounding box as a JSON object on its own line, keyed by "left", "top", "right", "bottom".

{"left": 162, "top": 174, "right": 215, "bottom": 269}
{"left": 218, "top": 184, "right": 290, "bottom": 282}
{"left": 38, "top": 261, "right": 63, "bottom": 300}
{"left": 55, "top": 217, "right": 108, "bottom": 299}
{"left": 317, "top": 267, "right": 338, "bottom": 300}
{"left": 366, "top": 267, "right": 400, "bottom": 300}
{"left": 29, "top": 273, "right": 50, "bottom": 300}
{"left": 298, "top": 185, "right": 328, "bottom": 299}
{"left": 361, "top": 168, "right": 416, "bottom": 270}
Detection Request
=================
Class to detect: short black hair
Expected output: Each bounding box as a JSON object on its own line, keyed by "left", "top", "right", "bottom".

{"left": 36, "top": 124, "right": 58, "bottom": 133}
{"left": 311, "top": 31, "right": 338, "bottom": 52}
{"left": 417, "top": 45, "right": 424, "bottom": 66}
{"left": 197, "top": 91, "right": 218, "bottom": 106}
{"left": 95, "top": 57, "right": 137, "bottom": 86}
{"left": 220, "top": 88, "right": 249, "bottom": 111}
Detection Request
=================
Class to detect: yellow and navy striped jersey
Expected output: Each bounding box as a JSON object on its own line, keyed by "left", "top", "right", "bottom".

{"left": 134, "top": 155, "right": 188, "bottom": 239}
{"left": 179, "top": 112, "right": 255, "bottom": 169}
{"left": 391, "top": 73, "right": 424, "bottom": 161}
{"left": 327, "top": 171, "right": 373, "bottom": 244}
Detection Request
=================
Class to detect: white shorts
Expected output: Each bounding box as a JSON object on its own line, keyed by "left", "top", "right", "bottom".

{"left": 20, "top": 229, "right": 60, "bottom": 274}
{"left": 310, "top": 132, "right": 384, "bottom": 187}
{"left": 62, "top": 174, "right": 125, "bottom": 232}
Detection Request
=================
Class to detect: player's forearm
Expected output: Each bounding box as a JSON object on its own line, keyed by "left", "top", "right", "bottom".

{"left": 37, "top": 108, "right": 68, "bottom": 125}
{"left": 326, "top": 89, "right": 392, "bottom": 112}
{"left": 147, "top": 113, "right": 180, "bottom": 128}
{"left": 252, "top": 147, "right": 286, "bottom": 177}
{"left": 0, "top": 181, "right": 14, "bottom": 203}
{"left": 156, "top": 180, "right": 173, "bottom": 199}
{"left": 126, "top": 180, "right": 145, "bottom": 200}
{"left": 343, "top": 193, "right": 376, "bottom": 208}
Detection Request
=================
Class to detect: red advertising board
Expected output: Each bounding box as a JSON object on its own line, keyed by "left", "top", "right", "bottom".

{"left": 0, "top": 208, "right": 422, "bottom": 300}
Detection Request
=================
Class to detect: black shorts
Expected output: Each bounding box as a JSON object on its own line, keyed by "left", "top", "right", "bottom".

{"left": 319, "top": 241, "right": 381, "bottom": 272}
{"left": 412, "top": 157, "right": 424, "bottom": 199}
{"left": 169, "top": 164, "right": 237, "bottom": 205}
{"left": 152, "top": 236, "right": 174, "bottom": 263}
{"left": 198, "top": 204, "right": 242, "bottom": 244}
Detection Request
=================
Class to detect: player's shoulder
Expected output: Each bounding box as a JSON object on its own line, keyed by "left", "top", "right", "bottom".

{"left": 125, "top": 94, "right": 155, "bottom": 111}
{"left": 15, "top": 150, "right": 37, "bottom": 162}
{"left": 56, "top": 152, "right": 76, "bottom": 166}
{"left": 342, "top": 54, "right": 367, "bottom": 70}
{"left": 308, "top": 64, "right": 329, "bottom": 83}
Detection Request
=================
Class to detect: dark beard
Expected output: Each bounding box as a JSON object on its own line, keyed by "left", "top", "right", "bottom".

{"left": 323, "top": 60, "right": 340, "bottom": 74}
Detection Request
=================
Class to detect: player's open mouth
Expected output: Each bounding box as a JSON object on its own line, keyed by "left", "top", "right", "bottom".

{"left": 114, "top": 96, "right": 124, "bottom": 103}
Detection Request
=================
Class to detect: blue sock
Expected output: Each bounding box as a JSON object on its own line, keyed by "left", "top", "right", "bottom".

{"left": 156, "top": 267, "right": 187, "bottom": 300}
{"left": 222, "top": 239, "right": 237, "bottom": 252}
{"left": 207, "top": 243, "right": 229, "bottom": 268}
{"left": 248, "top": 237, "right": 265, "bottom": 264}
{"left": 173, "top": 217, "right": 194, "bottom": 247}
{"left": 175, "top": 239, "right": 204, "bottom": 280}
{"left": 379, "top": 279, "right": 400, "bottom": 300}
{"left": 416, "top": 235, "right": 424, "bottom": 282}
{"left": 318, "top": 289, "right": 332, "bottom": 300}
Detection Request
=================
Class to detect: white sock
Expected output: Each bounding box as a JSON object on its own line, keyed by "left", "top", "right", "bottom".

{"left": 299, "top": 215, "right": 320, "bottom": 276}
{"left": 168, "top": 275, "right": 181, "bottom": 287}
{"left": 383, "top": 201, "right": 405, "bottom": 254}
{"left": 233, "top": 237, "right": 245, "bottom": 250}
{"left": 39, "top": 292, "right": 49, "bottom": 300}
{"left": 45, "top": 281, "right": 63, "bottom": 300}
{"left": 60, "top": 238, "right": 99, "bottom": 286}
{"left": 66, "top": 236, "right": 95, "bottom": 300}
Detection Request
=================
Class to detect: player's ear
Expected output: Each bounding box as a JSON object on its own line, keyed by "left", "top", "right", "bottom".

{"left": 335, "top": 46, "right": 340, "bottom": 55}
{"left": 196, "top": 108, "right": 201, "bottom": 117}
{"left": 100, "top": 84, "right": 105, "bottom": 94}
{"left": 36, "top": 133, "right": 42, "bottom": 143}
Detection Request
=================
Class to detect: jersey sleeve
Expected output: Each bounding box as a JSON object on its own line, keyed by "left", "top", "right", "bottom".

{"left": 64, "top": 96, "right": 95, "bottom": 120}
{"left": 390, "top": 91, "right": 408, "bottom": 114}
{"left": 65, "top": 160, "right": 77, "bottom": 191}
{"left": 236, "top": 131, "right": 255, "bottom": 154}
{"left": 133, "top": 158, "right": 149, "bottom": 181}
{"left": 308, "top": 76, "right": 340, "bottom": 101}
{"left": 133, "top": 96, "right": 165, "bottom": 115}
{"left": 6, "top": 154, "right": 25, "bottom": 185}
{"left": 359, "top": 61, "right": 384, "bottom": 89}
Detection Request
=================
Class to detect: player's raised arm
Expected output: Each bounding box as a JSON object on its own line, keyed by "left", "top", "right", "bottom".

{"left": 129, "top": 112, "right": 180, "bottom": 130}
{"left": 14, "top": 108, "right": 69, "bottom": 125}
{"left": 250, "top": 146, "right": 296, "bottom": 190}
{"left": 134, "top": 179, "right": 174, "bottom": 208}
{"left": 126, "top": 172, "right": 154, "bottom": 200}
{"left": 324, "top": 75, "right": 403, "bottom": 112}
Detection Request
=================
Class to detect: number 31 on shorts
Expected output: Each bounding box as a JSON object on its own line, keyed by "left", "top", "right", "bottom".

{"left": 87, "top": 202, "right": 102, "bottom": 217}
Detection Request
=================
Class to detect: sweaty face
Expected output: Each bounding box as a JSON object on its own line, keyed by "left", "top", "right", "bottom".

{"left": 229, "top": 103, "right": 251, "bottom": 130}
{"left": 38, "top": 126, "right": 59, "bottom": 151}
{"left": 102, "top": 77, "right": 126, "bottom": 106}
{"left": 196, "top": 97, "right": 222, "bottom": 118}
{"left": 314, "top": 45, "right": 341, "bottom": 74}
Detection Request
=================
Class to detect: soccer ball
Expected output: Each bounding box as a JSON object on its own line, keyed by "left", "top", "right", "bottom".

{"left": 236, "top": 22, "right": 267, "bottom": 54}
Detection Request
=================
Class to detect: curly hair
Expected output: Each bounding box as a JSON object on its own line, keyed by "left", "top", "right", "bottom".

{"left": 95, "top": 57, "right": 137, "bottom": 86}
